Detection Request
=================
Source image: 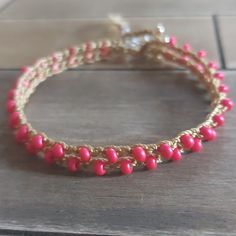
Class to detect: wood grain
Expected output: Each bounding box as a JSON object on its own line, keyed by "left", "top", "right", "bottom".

{"left": 218, "top": 16, "right": 236, "bottom": 69}
{"left": 0, "top": 17, "right": 219, "bottom": 69}
{"left": 0, "top": 70, "right": 235, "bottom": 235}
{"left": 1, "top": 0, "right": 236, "bottom": 19}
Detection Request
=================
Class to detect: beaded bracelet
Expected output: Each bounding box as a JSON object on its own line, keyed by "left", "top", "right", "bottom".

{"left": 6, "top": 17, "right": 234, "bottom": 176}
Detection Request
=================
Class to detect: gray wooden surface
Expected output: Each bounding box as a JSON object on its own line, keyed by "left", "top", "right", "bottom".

{"left": 1, "top": 0, "right": 236, "bottom": 19}
{"left": 0, "top": 17, "right": 220, "bottom": 69}
{"left": 0, "top": 71, "right": 236, "bottom": 236}
{"left": 0, "top": 1, "right": 236, "bottom": 236}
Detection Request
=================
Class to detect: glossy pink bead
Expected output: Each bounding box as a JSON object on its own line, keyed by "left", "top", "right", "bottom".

{"left": 221, "top": 98, "right": 234, "bottom": 111}
{"left": 214, "top": 72, "right": 224, "bottom": 80}
{"left": 132, "top": 146, "right": 146, "bottom": 162}
{"left": 208, "top": 61, "right": 219, "bottom": 69}
{"left": 169, "top": 36, "right": 177, "bottom": 47}
{"left": 13, "top": 79, "right": 20, "bottom": 89}
{"left": 100, "top": 43, "right": 110, "bottom": 58}
{"left": 68, "top": 47, "right": 77, "bottom": 56}
{"left": 93, "top": 160, "right": 106, "bottom": 176}
{"left": 178, "top": 56, "right": 190, "bottom": 65}
{"left": 218, "top": 84, "right": 229, "bottom": 93}
{"left": 164, "top": 52, "right": 173, "bottom": 60}
{"left": 8, "top": 111, "right": 20, "bottom": 128}
{"left": 159, "top": 143, "right": 173, "bottom": 159}
{"left": 191, "top": 138, "right": 203, "bottom": 152}
{"left": 15, "top": 124, "right": 28, "bottom": 143}
{"left": 213, "top": 114, "right": 225, "bottom": 126}
{"left": 172, "top": 148, "right": 182, "bottom": 161}
{"left": 120, "top": 159, "right": 133, "bottom": 175}
{"left": 7, "top": 89, "right": 15, "bottom": 99}
{"left": 84, "top": 41, "right": 93, "bottom": 51}
{"left": 209, "top": 129, "right": 217, "bottom": 141}
{"left": 183, "top": 43, "right": 191, "bottom": 52}
{"left": 51, "top": 143, "right": 64, "bottom": 159}
{"left": 78, "top": 147, "right": 91, "bottom": 162}
{"left": 105, "top": 148, "right": 118, "bottom": 164}
{"left": 84, "top": 51, "right": 93, "bottom": 61}
{"left": 180, "top": 134, "right": 194, "bottom": 149}
{"left": 191, "top": 64, "right": 204, "bottom": 74}
{"left": 25, "top": 142, "right": 37, "bottom": 155}
{"left": 145, "top": 156, "right": 157, "bottom": 170}
{"left": 197, "top": 50, "right": 207, "bottom": 58}
{"left": 67, "top": 157, "right": 80, "bottom": 172}
{"left": 31, "top": 134, "right": 44, "bottom": 150}
{"left": 199, "top": 126, "right": 215, "bottom": 141}
{"left": 6, "top": 100, "right": 16, "bottom": 113}
{"left": 21, "top": 66, "right": 30, "bottom": 74}
{"left": 195, "top": 64, "right": 204, "bottom": 73}
{"left": 23, "top": 80, "right": 30, "bottom": 88}
{"left": 44, "top": 150, "right": 54, "bottom": 165}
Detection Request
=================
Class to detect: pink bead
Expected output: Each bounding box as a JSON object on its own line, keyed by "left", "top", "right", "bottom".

{"left": 12, "top": 80, "right": 18, "bottom": 89}
{"left": 25, "top": 142, "right": 37, "bottom": 155}
{"left": 199, "top": 126, "right": 215, "bottom": 141}
{"left": 7, "top": 89, "right": 15, "bottom": 99}
{"left": 78, "top": 147, "right": 91, "bottom": 162}
{"left": 68, "top": 47, "right": 77, "bottom": 56}
{"left": 172, "top": 148, "right": 182, "bottom": 161}
{"left": 68, "top": 56, "right": 77, "bottom": 66}
{"left": 67, "top": 157, "right": 80, "bottom": 172}
{"left": 195, "top": 64, "right": 204, "bottom": 73}
{"left": 180, "top": 134, "right": 194, "bottom": 149}
{"left": 132, "top": 146, "right": 146, "bottom": 162}
{"left": 169, "top": 36, "right": 177, "bottom": 47}
{"left": 84, "top": 41, "right": 93, "bottom": 51}
{"left": 44, "top": 150, "right": 54, "bottom": 165}
{"left": 191, "top": 138, "right": 203, "bottom": 152}
{"left": 21, "top": 66, "right": 31, "bottom": 74}
{"left": 23, "top": 80, "right": 30, "bottom": 88}
{"left": 183, "top": 43, "right": 191, "bottom": 52}
{"left": 159, "top": 143, "right": 173, "bottom": 159}
{"left": 164, "top": 52, "right": 173, "bottom": 60}
{"left": 31, "top": 134, "right": 44, "bottom": 150}
{"left": 84, "top": 51, "right": 94, "bottom": 61}
{"left": 93, "top": 160, "right": 106, "bottom": 176}
{"left": 197, "top": 50, "right": 207, "bottom": 58}
{"left": 52, "top": 64, "right": 59, "bottom": 72}
{"left": 178, "top": 56, "right": 190, "bottom": 65}
{"left": 51, "top": 143, "right": 64, "bottom": 159}
{"left": 8, "top": 111, "right": 20, "bottom": 128}
{"left": 6, "top": 100, "right": 16, "bottom": 113}
{"left": 208, "top": 129, "right": 217, "bottom": 141}
{"left": 191, "top": 64, "right": 204, "bottom": 74}
{"left": 100, "top": 46, "right": 110, "bottom": 58}
{"left": 213, "top": 114, "right": 225, "bottom": 126}
{"left": 120, "top": 159, "right": 133, "bottom": 175}
{"left": 105, "top": 148, "right": 118, "bottom": 164}
{"left": 214, "top": 72, "right": 224, "bottom": 80}
{"left": 15, "top": 124, "right": 28, "bottom": 143}
{"left": 208, "top": 61, "right": 219, "bottom": 69}
{"left": 218, "top": 84, "right": 229, "bottom": 93}
{"left": 145, "top": 155, "right": 157, "bottom": 170}
{"left": 221, "top": 98, "right": 234, "bottom": 111}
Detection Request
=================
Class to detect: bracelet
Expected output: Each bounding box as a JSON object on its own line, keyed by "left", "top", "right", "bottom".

{"left": 6, "top": 16, "right": 234, "bottom": 176}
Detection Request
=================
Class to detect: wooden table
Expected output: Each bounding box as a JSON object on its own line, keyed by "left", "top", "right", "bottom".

{"left": 0, "top": 1, "right": 236, "bottom": 235}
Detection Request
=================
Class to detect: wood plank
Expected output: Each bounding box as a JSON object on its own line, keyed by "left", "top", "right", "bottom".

{"left": 1, "top": 0, "right": 236, "bottom": 19}
{"left": 0, "top": 0, "right": 12, "bottom": 12}
{"left": 0, "top": 17, "right": 220, "bottom": 69}
{"left": 0, "top": 70, "right": 235, "bottom": 235}
{"left": 218, "top": 16, "right": 236, "bottom": 69}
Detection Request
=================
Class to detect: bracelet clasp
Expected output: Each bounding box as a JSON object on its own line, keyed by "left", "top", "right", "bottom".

{"left": 108, "top": 14, "right": 167, "bottom": 60}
